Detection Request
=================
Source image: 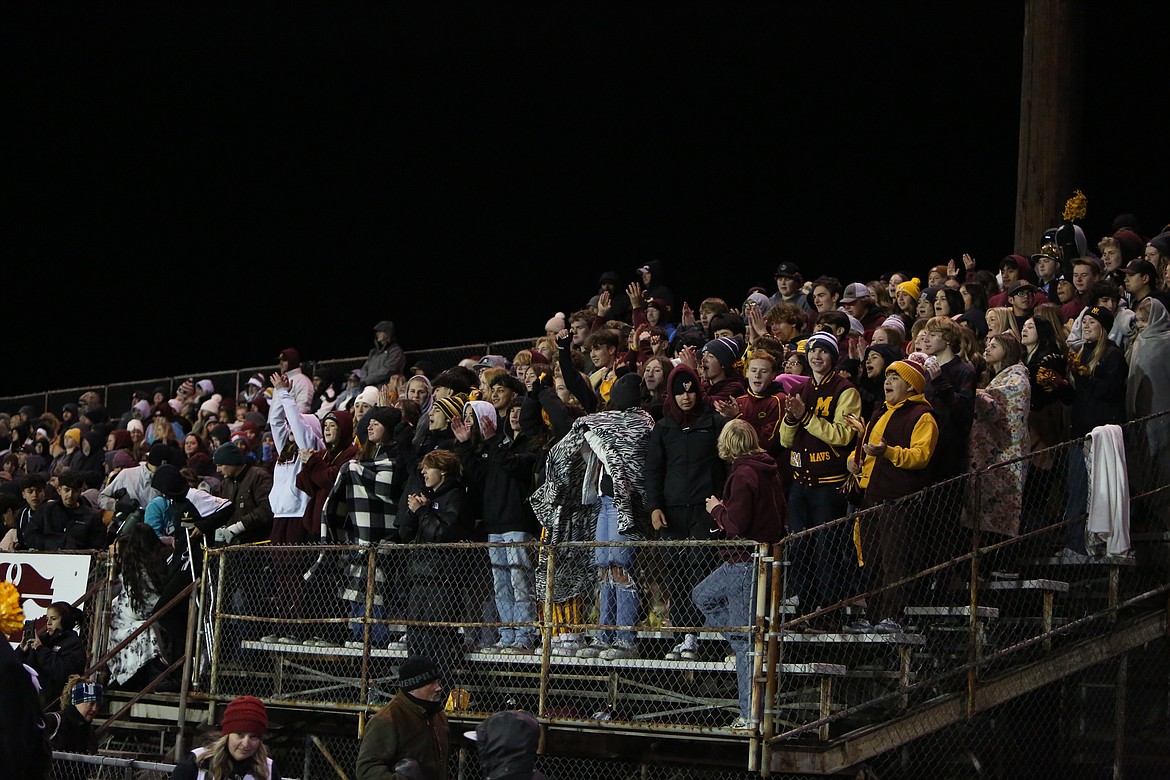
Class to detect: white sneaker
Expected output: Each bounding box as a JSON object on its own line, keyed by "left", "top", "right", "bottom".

{"left": 479, "top": 641, "right": 509, "bottom": 654}
{"left": 260, "top": 633, "right": 282, "bottom": 643}
{"left": 344, "top": 640, "right": 365, "bottom": 649}
{"left": 276, "top": 636, "right": 299, "bottom": 645}
{"left": 576, "top": 639, "right": 612, "bottom": 658}
{"left": 501, "top": 643, "right": 536, "bottom": 655}
{"left": 663, "top": 633, "right": 698, "bottom": 660}
{"left": 552, "top": 639, "right": 585, "bottom": 656}
{"left": 843, "top": 619, "right": 874, "bottom": 634}
{"left": 873, "top": 618, "right": 903, "bottom": 634}
{"left": 600, "top": 640, "right": 638, "bottom": 660}
{"left": 729, "top": 716, "right": 756, "bottom": 730}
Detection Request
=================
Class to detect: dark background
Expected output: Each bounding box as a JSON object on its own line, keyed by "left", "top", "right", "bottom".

{"left": 6, "top": 3, "right": 1166, "bottom": 400}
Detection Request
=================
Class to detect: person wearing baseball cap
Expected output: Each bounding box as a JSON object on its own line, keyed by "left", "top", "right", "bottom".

{"left": 840, "top": 282, "right": 885, "bottom": 340}
{"left": 357, "top": 655, "right": 448, "bottom": 780}
{"left": 842, "top": 358, "right": 938, "bottom": 635}
{"left": 1122, "top": 259, "right": 1163, "bottom": 311}
{"left": 768, "top": 260, "right": 815, "bottom": 315}
{"left": 1004, "top": 279, "right": 1039, "bottom": 329}
{"left": 172, "top": 695, "right": 278, "bottom": 780}
{"left": 360, "top": 320, "right": 406, "bottom": 389}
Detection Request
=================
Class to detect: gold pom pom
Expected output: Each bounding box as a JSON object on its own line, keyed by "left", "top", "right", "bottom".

{"left": 1062, "top": 189, "right": 1088, "bottom": 223}
{"left": 0, "top": 581, "right": 25, "bottom": 636}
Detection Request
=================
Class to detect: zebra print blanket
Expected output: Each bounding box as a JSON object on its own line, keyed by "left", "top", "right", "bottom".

{"left": 529, "top": 408, "right": 654, "bottom": 603}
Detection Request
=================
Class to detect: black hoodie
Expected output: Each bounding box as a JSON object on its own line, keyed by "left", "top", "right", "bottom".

{"left": 646, "top": 363, "right": 727, "bottom": 509}
{"left": 640, "top": 259, "right": 676, "bottom": 312}
{"left": 474, "top": 710, "right": 548, "bottom": 780}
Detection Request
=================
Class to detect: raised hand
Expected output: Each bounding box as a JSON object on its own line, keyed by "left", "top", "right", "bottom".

{"left": 597, "top": 290, "right": 612, "bottom": 319}
{"left": 450, "top": 415, "right": 472, "bottom": 443}
{"left": 747, "top": 305, "right": 766, "bottom": 341}
{"left": 626, "top": 281, "right": 644, "bottom": 309}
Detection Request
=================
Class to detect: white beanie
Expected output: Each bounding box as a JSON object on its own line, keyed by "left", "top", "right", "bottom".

{"left": 544, "top": 311, "right": 566, "bottom": 333}
{"left": 199, "top": 394, "right": 222, "bottom": 415}
{"left": 355, "top": 386, "right": 381, "bottom": 407}
{"left": 126, "top": 419, "right": 144, "bottom": 434}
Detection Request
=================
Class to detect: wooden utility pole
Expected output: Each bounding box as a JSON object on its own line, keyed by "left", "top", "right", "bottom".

{"left": 1015, "top": 0, "right": 1085, "bottom": 255}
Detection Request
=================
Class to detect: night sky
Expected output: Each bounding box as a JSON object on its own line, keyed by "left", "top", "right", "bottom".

{"left": 6, "top": 3, "right": 1166, "bottom": 401}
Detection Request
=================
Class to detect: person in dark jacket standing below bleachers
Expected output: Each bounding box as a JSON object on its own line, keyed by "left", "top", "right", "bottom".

{"left": 357, "top": 655, "right": 449, "bottom": 780}
{"left": 470, "top": 709, "right": 548, "bottom": 780}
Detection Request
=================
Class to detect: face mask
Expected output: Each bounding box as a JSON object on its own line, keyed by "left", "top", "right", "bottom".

{"left": 261, "top": 443, "right": 273, "bottom": 461}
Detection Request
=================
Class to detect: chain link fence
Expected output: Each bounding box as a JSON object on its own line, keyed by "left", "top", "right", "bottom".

{"left": 181, "top": 415, "right": 1167, "bottom": 777}
{"left": 23, "top": 413, "right": 1170, "bottom": 777}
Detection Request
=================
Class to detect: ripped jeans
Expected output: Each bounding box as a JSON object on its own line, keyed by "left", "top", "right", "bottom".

{"left": 595, "top": 496, "right": 639, "bottom": 643}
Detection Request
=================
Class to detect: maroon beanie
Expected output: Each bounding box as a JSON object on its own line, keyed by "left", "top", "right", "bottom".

{"left": 221, "top": 695, "right": 268, "bottom": 736}
{"left": 1113, "top": 228, "right": 1145, "bottom": 263}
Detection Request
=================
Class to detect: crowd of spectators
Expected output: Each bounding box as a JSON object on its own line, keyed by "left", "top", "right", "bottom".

{"left": 2, "top": 216, "right": 1169, "bottom": 730}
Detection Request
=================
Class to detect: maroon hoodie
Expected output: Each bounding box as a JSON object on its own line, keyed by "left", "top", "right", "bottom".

{"left": 709, "top": 451, "right": 785, "bottom": 561}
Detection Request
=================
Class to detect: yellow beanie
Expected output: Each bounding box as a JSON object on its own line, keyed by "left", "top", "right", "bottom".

{"left": 887, "top": 360, "right": 926, "bottom": 393}
{"left": 896, "top": 277, "right": 922, "bottom": 301}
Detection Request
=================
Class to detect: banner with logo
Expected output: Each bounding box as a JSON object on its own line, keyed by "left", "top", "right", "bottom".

{"left": 2, "top": 553, "right": 93, "bottom": 647}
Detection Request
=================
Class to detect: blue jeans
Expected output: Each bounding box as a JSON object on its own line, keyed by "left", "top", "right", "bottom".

{"left": 693, "top": 560, "right": 758, "bottom": 718}
{"left": 786, "top": 482, "right": 849, "bottom": 614}
{"left": 348, "top": 600, "right": 390, "bottom": 645}
{"left": 595, "top": 496, "right": 638, "bottom": 643}
{"left": 488, "top": 531, "right": 536, "bottom": 647}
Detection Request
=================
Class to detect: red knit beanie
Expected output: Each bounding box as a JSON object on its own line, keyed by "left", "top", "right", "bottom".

{"left": 221, "top": 695, "right": 268, "bottom": 736}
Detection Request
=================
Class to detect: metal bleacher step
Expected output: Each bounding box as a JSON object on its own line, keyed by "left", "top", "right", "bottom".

{"left": 903, "top": 605, "right": 999, "bottom": 620}
{"left": 980, "top": 578, "right": 1070, "bottom": 595}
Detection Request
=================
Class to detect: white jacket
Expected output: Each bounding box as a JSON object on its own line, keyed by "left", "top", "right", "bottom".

{"left": 268, "top": 388, "right": 322, "bottom": 519}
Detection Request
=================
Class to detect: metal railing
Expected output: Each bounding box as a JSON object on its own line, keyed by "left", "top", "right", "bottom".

{"left": 0, "top": 337, "right": 541, "bottom": 417}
